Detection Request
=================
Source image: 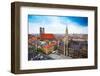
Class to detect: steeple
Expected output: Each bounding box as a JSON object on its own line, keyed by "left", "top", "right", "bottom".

{"left": 63, "top": 25, "right": 68, "bottom": 56}
{"left": 65, "top": 26, "right": 68, "bottom": 36}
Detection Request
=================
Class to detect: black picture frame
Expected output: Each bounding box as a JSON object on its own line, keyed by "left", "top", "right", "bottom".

{"left": 11, "top": 2, "right": 98, "bottom": 74}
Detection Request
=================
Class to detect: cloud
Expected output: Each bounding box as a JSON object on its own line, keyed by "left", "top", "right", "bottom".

{"left": 68, "top": 23, "right": 88, "bottom": 34}
{"left": 28, "top": 16, "right": 88, "bottom": 34}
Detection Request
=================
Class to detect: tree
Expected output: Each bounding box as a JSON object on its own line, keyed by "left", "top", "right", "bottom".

{"left": 54, "top": 45, "right": 58, "bottom": 50}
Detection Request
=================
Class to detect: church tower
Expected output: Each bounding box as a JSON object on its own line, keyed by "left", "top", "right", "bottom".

{"left": 66, "top": 26, "right": 68, "bottom": 36}
{"left": 40, "top": 27, "right": 45, "bottom": 35}
{"left": 63, "top": 26, "right": 69, "bottom": 56}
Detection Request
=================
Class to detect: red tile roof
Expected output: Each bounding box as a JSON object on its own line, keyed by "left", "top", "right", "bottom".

{"left": 31, "top": 37, "right": 37, "bottom": 40}
{"left": 40, "top": 34, "right": 55, "bottom": 40}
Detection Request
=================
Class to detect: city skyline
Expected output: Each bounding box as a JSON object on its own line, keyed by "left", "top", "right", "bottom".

{"left": 28, "top": 15, "right": 88, "bottom": 34}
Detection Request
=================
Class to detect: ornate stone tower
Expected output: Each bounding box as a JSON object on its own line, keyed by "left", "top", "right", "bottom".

{"left": 63, "top": 26, "right": 68, "bottom": 56}
{"left": 40, "top": 27, "right": 45, "bottom": 35}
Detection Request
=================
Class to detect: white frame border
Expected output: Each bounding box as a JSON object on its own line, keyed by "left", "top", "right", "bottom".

{"left": 20, "top": 6, "right": 95, "bottom": 70}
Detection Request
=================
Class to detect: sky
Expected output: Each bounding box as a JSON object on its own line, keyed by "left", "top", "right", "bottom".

{"left": 28, "top": 15, "right": 88, "bottom": 34}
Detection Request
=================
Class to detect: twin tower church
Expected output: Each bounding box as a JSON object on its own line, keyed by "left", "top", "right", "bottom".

{"left": 39, "top": 26, "right": 69, "bottom": 56}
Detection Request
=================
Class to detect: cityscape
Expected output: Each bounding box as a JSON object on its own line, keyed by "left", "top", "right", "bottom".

{"left": 28, "top": 15, "right": 88, "bottom": 60}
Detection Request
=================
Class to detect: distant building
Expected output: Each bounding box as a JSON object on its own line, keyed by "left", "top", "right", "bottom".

{"left": 28, "top": 35, "right": 37, "bottom": 45}
{"left": 42, "top": 44, "right": 55, "bottom": 54}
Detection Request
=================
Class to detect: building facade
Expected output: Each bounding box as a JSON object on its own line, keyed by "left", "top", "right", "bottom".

{"left": 58, "top": 26, "right": 69, "bottom": 56}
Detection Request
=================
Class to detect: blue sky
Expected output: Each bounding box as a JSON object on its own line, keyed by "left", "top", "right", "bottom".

{"left": 28, "top": 15, "right": 88, "bottom": 34}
